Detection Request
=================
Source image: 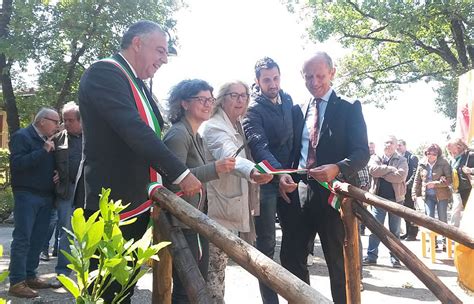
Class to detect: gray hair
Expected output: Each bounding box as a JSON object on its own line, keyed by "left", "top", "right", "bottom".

{"left": 303, "top": 51, "right": 334, "bottom": 71}
{"left": 121, "top": 20, "right": 165, "bottom": 50}
{"left": 213, "top": 80, "right": 250, "bottom": 116}
{"left": 33, "top": 107, "right": 58, "bottom": 125}
{"left": 61, "top": 101, "right": 80, "bottom": 121}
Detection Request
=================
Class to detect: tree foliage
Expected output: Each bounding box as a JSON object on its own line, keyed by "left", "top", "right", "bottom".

{"left": 287, "top": 0, "right": 474, "bottom": 118}
{"left": 1, "top": 0, "right": 181, "bottom": 133}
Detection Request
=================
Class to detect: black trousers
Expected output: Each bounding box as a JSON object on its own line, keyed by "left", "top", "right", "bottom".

{"left": 85, "top": 209, "right": 149, "bottom": 304}
{"left": 403, "top": 189, "right": 419, "bottom": 237}
{"left": 278, "top": 181, "right": 346, "bottom": 304}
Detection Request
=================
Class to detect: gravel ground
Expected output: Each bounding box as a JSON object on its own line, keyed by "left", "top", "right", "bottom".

{"left": 0, "top": 222, "right": 473, "bottom": 303}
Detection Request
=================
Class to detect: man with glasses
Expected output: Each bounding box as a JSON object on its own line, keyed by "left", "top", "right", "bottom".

{"left": 364, "top": 135, "right": 408, "bottom": 268}
{"left": 243, "top": 57, "right": 295, "bottom": 304}
{"left": 78, "top": 20, "right": 201, "bottom": 302}
{"left": 8, "top": 107, "right": 60, "bottom": 298}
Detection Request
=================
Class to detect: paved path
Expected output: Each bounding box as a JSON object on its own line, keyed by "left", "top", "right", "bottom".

{"left": 0, "top": 223, "right": 473, "bottom": 303}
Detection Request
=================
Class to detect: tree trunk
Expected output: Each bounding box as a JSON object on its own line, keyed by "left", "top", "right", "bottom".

{"left": 0, "top": 0, "right": 20, "bottom": 134}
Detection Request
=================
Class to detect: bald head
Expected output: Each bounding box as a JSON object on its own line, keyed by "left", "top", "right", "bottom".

{"left": 301, "top": 52, "right": 336, "bottom": 98}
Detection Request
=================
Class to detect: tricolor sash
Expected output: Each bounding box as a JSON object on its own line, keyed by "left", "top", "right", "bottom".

{"left": 101, "top": 57, "right": 162, "bottom": 220}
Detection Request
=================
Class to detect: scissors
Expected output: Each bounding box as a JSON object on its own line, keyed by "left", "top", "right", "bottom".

{"left": 231, "top": 144, "right": 245, "bottom": 158}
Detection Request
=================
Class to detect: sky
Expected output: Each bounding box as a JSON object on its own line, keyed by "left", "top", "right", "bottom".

{"left": 152, "top": 0, "right": 453, "bottom": 152}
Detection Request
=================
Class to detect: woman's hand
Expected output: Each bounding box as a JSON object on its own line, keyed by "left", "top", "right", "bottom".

{"left": 215, "top": 157, "right": 236, "bottom": 174}
{"left": 425, "top": 181, "right": 436, "bottom": 189}
{"left": 250, "top": 169, "right": 273, "bottom": 185}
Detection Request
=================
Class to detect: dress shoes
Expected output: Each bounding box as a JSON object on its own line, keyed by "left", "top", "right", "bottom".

{"left": 26, "top": 277, "right": 51, "bottom": 289}
{"left": 8, "top": 281, "right": 38, "bottom": 298}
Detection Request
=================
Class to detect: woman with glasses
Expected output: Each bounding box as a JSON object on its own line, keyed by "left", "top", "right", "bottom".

{"left": 163, "top": 79, "right": 236, "bottom": 304}
{"left": 412, "top": 144, "right": 452, "bottom": 247}
{"left": 200, "top": 81, "right": 273, "bottom": 303}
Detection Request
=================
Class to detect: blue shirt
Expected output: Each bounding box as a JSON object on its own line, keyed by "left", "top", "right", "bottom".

{"left": 298, "top": 88, "right": 332, "bottom": 169}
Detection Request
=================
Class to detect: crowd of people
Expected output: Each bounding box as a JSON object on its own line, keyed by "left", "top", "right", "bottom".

{"left": 6, "top": 19, "right": 472, "bottom": 304}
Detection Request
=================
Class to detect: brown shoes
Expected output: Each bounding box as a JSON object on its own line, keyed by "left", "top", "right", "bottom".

{"left": 26, "top": 277, "right": 51, "bottom": 289}
{"left": 8, "top": 281, "right": 38, "bottom": 298}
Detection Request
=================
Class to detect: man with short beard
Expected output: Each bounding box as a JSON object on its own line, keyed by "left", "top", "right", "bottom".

{"left": 243, "top": 57, "right": 295, "bottom": 304}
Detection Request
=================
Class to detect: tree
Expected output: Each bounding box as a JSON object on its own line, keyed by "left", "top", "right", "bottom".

{"left": 1, "top": 0, "right": 181, "bottom": 135}
{"left": 287, "top": 0, "right": 474, "bottom": 119}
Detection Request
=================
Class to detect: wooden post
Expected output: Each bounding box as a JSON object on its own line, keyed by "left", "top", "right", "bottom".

{"left": 354, "top": 203, "right": 462, "bottom": 304}
{"left": 152, "top": 207, "right": 172, "bottom": 304}
{"left": 336, "top": 184, "right": 474, "bottom": 249}
{"left": 152, "top": 187, "right": 332, "bottom": 304}
{"left": 156, "top": 212, "right": 213, "bottom": 304}
{"left": 340, "top": 198, "right": 361, "bottom": 304}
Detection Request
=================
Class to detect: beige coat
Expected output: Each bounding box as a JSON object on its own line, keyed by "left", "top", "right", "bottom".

{"left": 368, "top": 153, "right": 408, "bottom": 202}
{"left": 201, "top": 108, "right": 259, "bottom": 237}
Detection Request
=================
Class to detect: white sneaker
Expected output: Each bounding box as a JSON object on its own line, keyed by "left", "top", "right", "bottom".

{"left": 307, "top": 254, "right": 314, "bottom": 266}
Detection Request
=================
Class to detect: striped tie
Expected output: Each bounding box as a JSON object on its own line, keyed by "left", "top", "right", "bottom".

{"left": 306, "top": 98, "right": 322, "bottom": 169}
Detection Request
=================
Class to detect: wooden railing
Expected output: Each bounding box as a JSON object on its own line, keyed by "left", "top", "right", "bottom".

{"left": 150, "top": 184, "right": 473, "bottom": 303}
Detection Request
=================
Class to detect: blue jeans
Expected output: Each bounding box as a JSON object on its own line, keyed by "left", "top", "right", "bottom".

{"left": 9, "top": 191, "right": 53, "bottom": 285}
{"left": 424, "top": 195, "right": 448, "bottom": 223}
{"left": 43, "top": 209, "right": 58, "bottom": 253}
{"left": 255, "top": 184, "right": 279, "bottom": 304}
{"left": 366, "top": 202, "right": 402, "bottom": 263}
{"left": 55, "top": 183, "right": 76, "bottom": 275}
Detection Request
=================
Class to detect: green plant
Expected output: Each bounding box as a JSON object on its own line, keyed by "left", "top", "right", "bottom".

{"left": 0, "top": 186, "right": 13, "bottom": 221}
{"left": 0, "top": 245, "right": 9, "bottom": 304}
{"left": 59, "top": 188, "right": 170, "bottom": 304}
{"left": 0, "top": 149, "right": 10, "bottom": 189}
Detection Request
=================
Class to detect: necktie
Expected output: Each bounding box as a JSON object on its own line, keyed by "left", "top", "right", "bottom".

{"left": 306, "top": 98, "right": 321, "bottom": 169}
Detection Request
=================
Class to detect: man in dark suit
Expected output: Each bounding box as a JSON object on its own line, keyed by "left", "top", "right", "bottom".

{"left": 8, "top": 108, "right": 60, "bottom": 298}
{"left": 78, "top": 20, "right": 201, "bottom": 303}
{"left": 279, "top": 52, "right": 369, "bottom": 304}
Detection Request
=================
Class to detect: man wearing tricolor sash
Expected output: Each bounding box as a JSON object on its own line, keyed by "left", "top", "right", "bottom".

{"left": 78, "top": 20, "right": 201, "bottom": 303}
{"left": 279, "top": 52, "right": 369, "bottom": 304}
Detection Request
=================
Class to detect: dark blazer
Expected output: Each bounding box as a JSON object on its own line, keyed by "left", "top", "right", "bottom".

{"left": 292, "top": 91, "right": 369, "bottom": 183}
{"left": 78, "top": 54, "right": 188, "bottom": 211}
{"left": 9, "top": 124, "right": 55, "bottom": 196}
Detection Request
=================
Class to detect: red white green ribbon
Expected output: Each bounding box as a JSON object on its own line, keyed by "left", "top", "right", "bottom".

{"left": 318, "top": 180, "right": 344, "bottom": 211}
{"left": 255, "top": 160, "right": 347, "bottom": 211}
{"left": 255, "top": 160, "right": 307, "bottom": 175}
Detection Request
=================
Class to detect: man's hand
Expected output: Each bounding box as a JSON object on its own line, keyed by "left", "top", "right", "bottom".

{"left": 462, "top": 166, "right": 472, "bottom": 174}
{"left": 178, "top": 173, "right": 202, "bottom": 197}
{"left": 43, "top": 137, "right": 55, "bottom": 152}
{"left": 250, "top": 169, "right": 273, "bottom": 185}
{"left": 278, "top": 173, "right": 297, "bottom": 203}
{"left": 215, "top": 157, "right": 236, "bottom": 174}
{"left": 308, "top": 164, "right": 340, "bottom": 182}
{"left": 53, "top": 170, "right": 59, "bottom": 184}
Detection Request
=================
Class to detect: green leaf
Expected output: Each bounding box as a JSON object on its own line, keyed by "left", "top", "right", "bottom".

{"left": 0, "top": 271, "right": 9, "bottom": 283}
{"left": 58, "top": 275, "right": 80, "bottom": 298}
{"left": 71, "top": 208, "right": 87, "bottom": 242}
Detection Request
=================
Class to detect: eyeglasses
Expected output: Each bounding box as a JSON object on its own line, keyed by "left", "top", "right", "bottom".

{"left": 224, "top": 92, "right": 249, "bottom": 101}
{"left": 425, "top": 152, "right": 438, "bottom": 156}
{"left": 43, "top": 117, "right": 60, "bottom": 125}
{"left": 188, "top": 96, "right": 216, "bottom": 106}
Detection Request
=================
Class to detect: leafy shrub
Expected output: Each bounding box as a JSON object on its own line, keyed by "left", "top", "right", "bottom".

{"left": 0, "top": 186, "right": 13, "bottom": 221}
{"left": 59, "top": 188, "right": 170, "bottom": 304}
